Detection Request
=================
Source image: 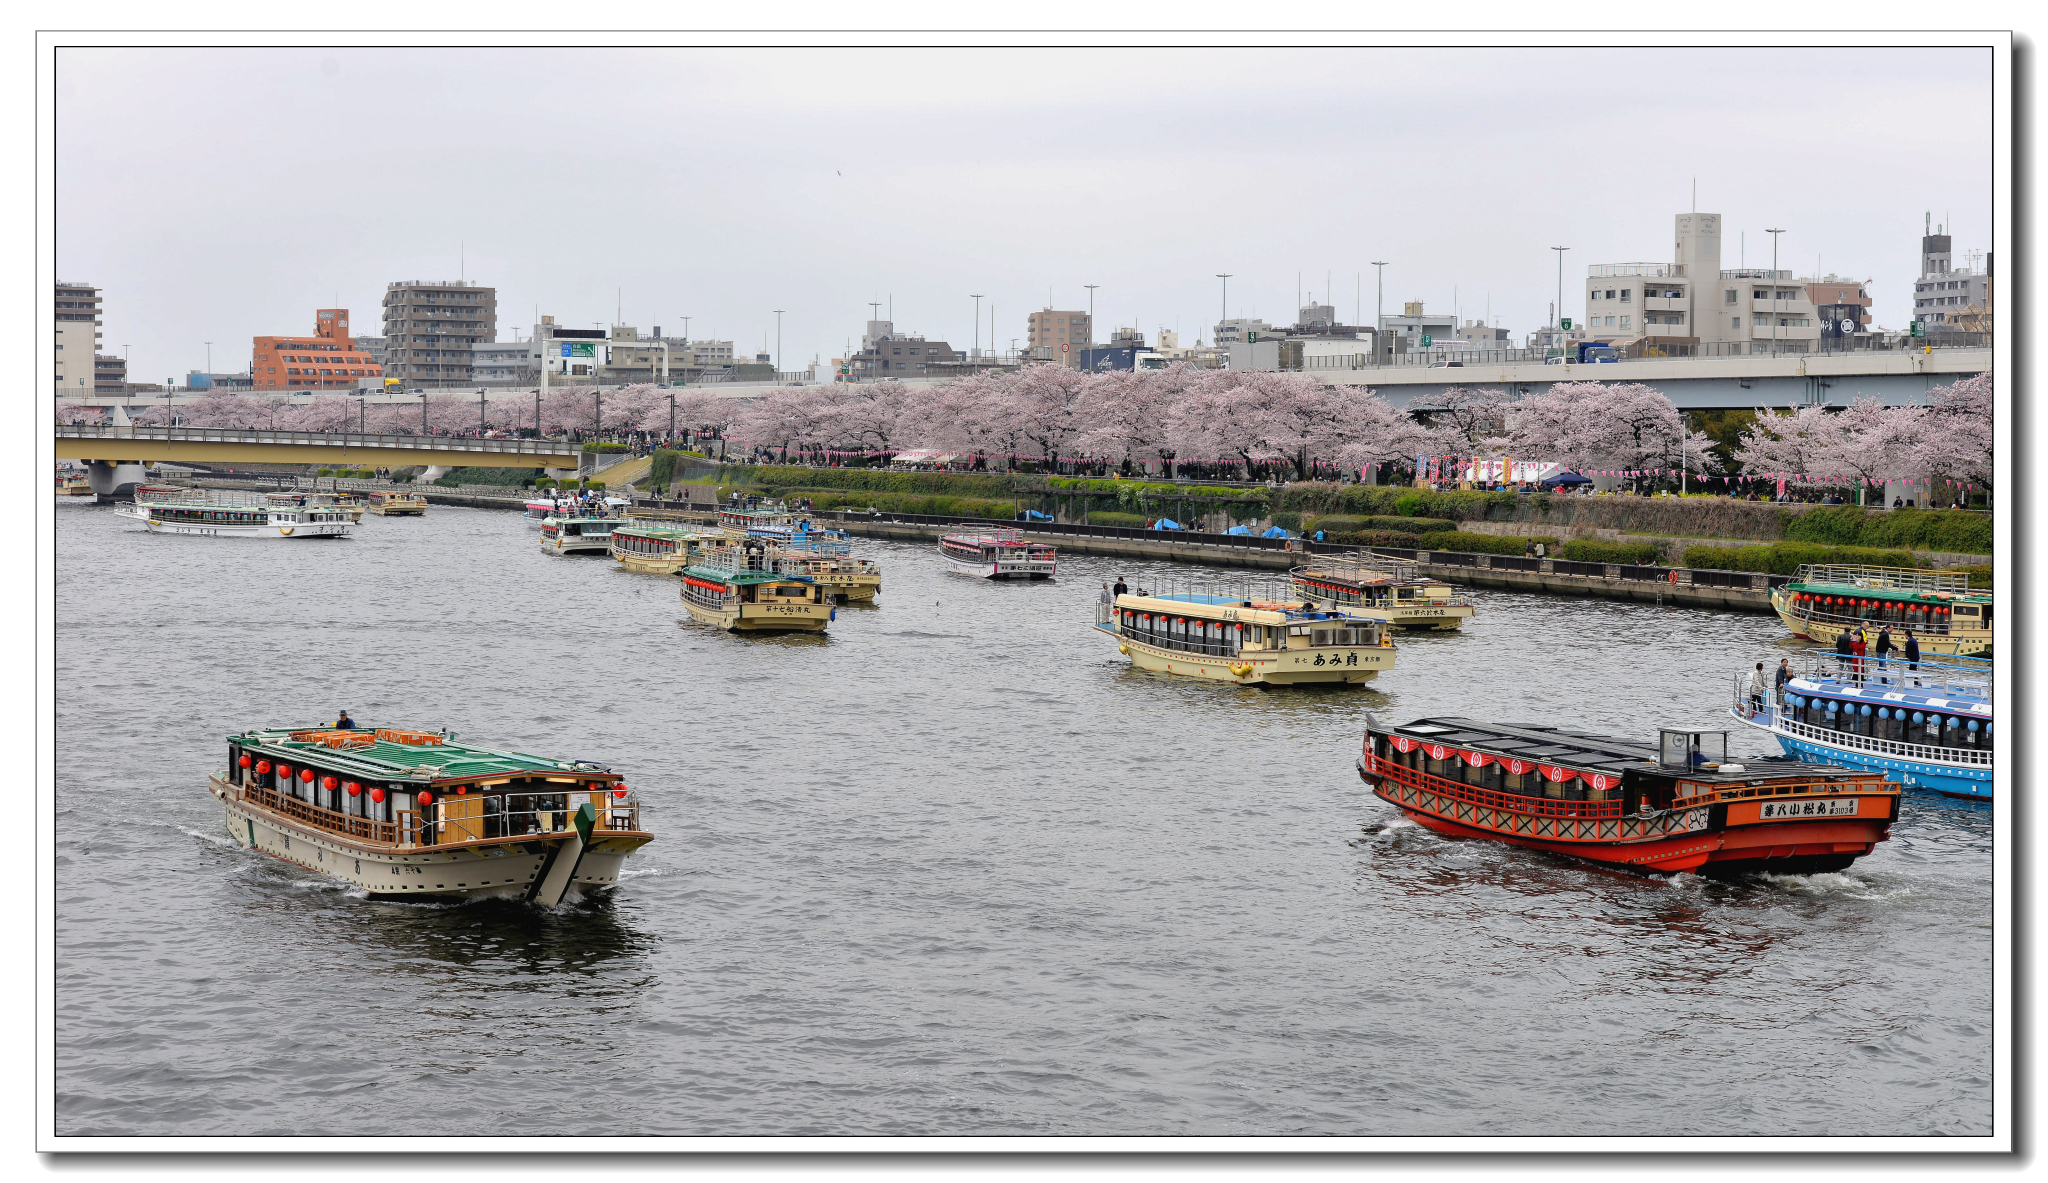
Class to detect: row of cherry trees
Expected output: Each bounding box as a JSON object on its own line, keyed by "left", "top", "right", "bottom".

{"left": 1733, "top": 373, "right": 1993, "bottom": 496}
{"left": 73, "top": 364, "right": 1990, "bottom": 490}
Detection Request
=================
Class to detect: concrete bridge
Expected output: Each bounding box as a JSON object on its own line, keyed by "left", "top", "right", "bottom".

{"left": 1311, "top": 347, "right": 1990, "bottom": 409}
{"left": 56, "top": 424, "right": 583, "bottom": 498}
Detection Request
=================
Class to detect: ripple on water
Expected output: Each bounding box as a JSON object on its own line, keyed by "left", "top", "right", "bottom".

{"left": 53, "top": 500, "right": 1990, "bottom": 1136}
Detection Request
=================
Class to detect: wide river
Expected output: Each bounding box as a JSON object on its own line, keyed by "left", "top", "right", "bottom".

{"left": 54, "top": 500, "right": 1992, "bottom": 1137}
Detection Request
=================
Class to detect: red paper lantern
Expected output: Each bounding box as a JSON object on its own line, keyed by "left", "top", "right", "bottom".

{"left": 345, "top": 782, "right": 361, "bottom": 797}
{"left": 322, "top": 776, "right": 337, "bottom": 790}
{"left": 418, "top": 791, "right": 434, "bottom": 806}
{"left": 369, "top": 787, "right": 385, "bottom": 804}
{"left": 276, "top": 763, "right": 291, "bottom": 778}
{"left": 255, "top": 760, "right": 271, "bottom": 774}
{"left": 456, "top": 785, "right": 468, "bottom": 795}
{"left": 613, "top": 787, "right": 629, "bottom": 799}
{"left": 299, "top": 769, "right": 314, "bottom": 783}
{"left": 237, "top": 755, "right": 252, "bottom": 769}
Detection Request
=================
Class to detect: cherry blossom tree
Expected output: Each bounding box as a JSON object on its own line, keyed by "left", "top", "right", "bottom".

{"left": 1733, "top": 404, "right": 1838, "bottom": 489}
{"left": 1005, "top": 363, "right": 1094, "bottom": 469}
{"left": 1918, "top": 372, "right": 1993, "bottom": 495}
{"left": 1509, "top": 381, "right": 1717, "bottom": 479}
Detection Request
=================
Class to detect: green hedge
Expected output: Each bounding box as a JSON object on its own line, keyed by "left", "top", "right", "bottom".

{"left": 1559, "top": 539, "right": 1663, "bottom": 564}
{"left": 1782, "top": 505, "right": 1992, "bottom": 554}
{"left": 1270, "top": 511, "right": 1304, "bottom": 532}
{"left": 1684, "top": 542, "right": 1921, "bottom": 575}
{"left": 1048, "top": 477, "right": 1267, "bottom": 502}
{"left": 1309, "top": 514, "right": 1459, "bottom": 536}
{"left": 1085, "top": 511, "right": 1149, "bottom": 527}
{"left": 804, "top": 490, "right": 1018, "bottom": 518}
{"left": 1415, "top": 531, "right": 1558, "bottom": 556}
{"left": 1278, "top": 483, "right": 1517, "bottom": 522}
{"left": 1327, "top": 530, "right": 1461, "bottom": 549}
{"left": 582, "top": 442, "right": 631, "bottom": 454}
{"left": 728, "top": 464, "right": 1021, "bottom": 498}
{"left": 1951, "top": 564, "right": 1991, "bottom": 590}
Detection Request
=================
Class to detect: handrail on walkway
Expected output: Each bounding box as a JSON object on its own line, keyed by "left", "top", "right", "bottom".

{"left": 56, "top": 423, "right": 581, "bottom": 459}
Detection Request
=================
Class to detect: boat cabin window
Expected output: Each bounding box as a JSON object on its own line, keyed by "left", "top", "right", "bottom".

{"left": 1658, "top": 729, "right": 1726, "bottom": 769}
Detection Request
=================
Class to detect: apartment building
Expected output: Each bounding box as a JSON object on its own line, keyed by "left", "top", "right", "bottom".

{"left": 381, "top": 280, "right": 498, "bottom": 386}
{"left": 55, "top": 281, "right": 103, "bottom": 395}
{"left": 1582, "top": 212, "right": 1818, "bottom": 351}
{"left": 95, "top": 353, "right": 127, "bottom": 395}
{"left": 846, "top": 322, "right": 963, "bottom": 379}
{"left": 1212, "top": 317, "right": 1272, "bottom": 346}
{"left": 1376, "top": 302, "right": 1456, "bottom": 349}
{"left": 253, "top": 309, "right": 383, "bottom": 391}
{"left": 1027, "top": 308, "right": 1091, "bottom": 365}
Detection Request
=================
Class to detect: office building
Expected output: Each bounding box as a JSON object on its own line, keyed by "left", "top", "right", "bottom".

{"left": 472, "top": 340, "right": 540, "bottom": 385}
{"left": 1212, "top": 317, "right": 1271, "bottom": 346}
{"left": 1457, "top": 320, "right": 1511, "bottom": 349}
{"left": 351, "top": 335, "right": 387, "bottom": 368}
{"left": 381, "top": 280, "right": 498, "bottom": 386}
{"left": 55, "top": 281, "right": 103, "bottom": 396}
{"left": 1911, "top": 222, "right": 1989, "bottom": 328}
{"left": 846, "top": 319, "right": 963, "bottom": 379}
{"left": 1027, "top": 308, "right": 1091, "bottom": 365}
{"left": 1377, "top": 301, "right": 1456, "bottom": 349}
{"left": 253, "top": 309, "right": 383, "bottom": 391}
{"left": 94, "top": 354, "right": 127, "bottom": 395}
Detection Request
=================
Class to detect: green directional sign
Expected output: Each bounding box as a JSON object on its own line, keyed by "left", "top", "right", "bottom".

{"left": 1245, "top": 331, "right": 1258, "bottom": 342}
{"left": 1910, "top": 319, "right": 1925, "bottom": 338}
{"left": 1560, "top": 318, "right": 1572, "bottom": 331}
{"left": 1419, "top": 334, "right": 1433, "bottom": 347}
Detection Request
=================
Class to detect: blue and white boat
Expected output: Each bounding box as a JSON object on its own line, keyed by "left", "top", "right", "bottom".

{"left": 1730, "top": 650, "right": 1993, "bottom": 800}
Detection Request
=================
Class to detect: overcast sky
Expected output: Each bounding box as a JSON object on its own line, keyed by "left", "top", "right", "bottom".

{"left": 58, "top": 45, "right": 1992, "bottom": 383}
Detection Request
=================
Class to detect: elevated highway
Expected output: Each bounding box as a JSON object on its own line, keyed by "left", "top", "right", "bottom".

{"left": 55, "top": 424, "right": 583, "bottom": 498}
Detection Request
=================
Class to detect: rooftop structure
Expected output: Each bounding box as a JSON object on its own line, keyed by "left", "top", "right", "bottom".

{"left": 382, "top": 280, "right": 498, "bottom": 387}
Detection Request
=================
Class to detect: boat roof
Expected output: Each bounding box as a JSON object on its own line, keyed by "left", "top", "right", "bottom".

{"left": 1115, "top": 591, "right": 1350, "bottom": 624}
{"left": 236, "top": 727, "right": 611, "bottom": 784}
{"left": 1786, "top": 676, "right": 1991, "bottom": 715}
{"left": 613, "top": 524, "right": 703, "bottom": 539}
{"left": 1375, "top": 716, "right": 1873, "bottom": 783}
{"left": 1790, "top": 564, "right": 1988, "bottom": 602}
{"left": 681, "top": 563, "right": 813, "bottom": 586}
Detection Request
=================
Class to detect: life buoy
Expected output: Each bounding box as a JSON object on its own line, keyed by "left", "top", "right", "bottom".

{"left": 279, "top": 525, "right": 295, "bottom": 536}
{"left": 1667, "top": 569, "right": 1678, "bottom": 585}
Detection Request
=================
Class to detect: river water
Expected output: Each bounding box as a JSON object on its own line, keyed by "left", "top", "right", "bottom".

{"left": 53, "top": 501, "right": 1993, "bottom": 1138}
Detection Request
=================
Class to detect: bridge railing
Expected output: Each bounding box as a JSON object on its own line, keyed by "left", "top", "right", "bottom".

{"left": 56, "top": 424, "right": 582, "bottom": 460}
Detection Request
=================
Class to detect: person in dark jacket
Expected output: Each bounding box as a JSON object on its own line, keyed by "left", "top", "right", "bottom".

{"left": 1774, "top": 658, "right": 1792, "bottom": 705}
{"left": 1904, "top": 629, "right": 1921, "bottom": 686}
{"left": 1874, "top": 624, "right": 1894, "bottom": 675}
{"left": 335, "top": 710, "right": 356, "bottom": 730}
{"left": 1834, "top": 628, "right": 1854, "bottom": 678}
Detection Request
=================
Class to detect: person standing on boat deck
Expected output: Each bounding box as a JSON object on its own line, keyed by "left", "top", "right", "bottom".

{"left": 1904, "top": 629, "right": 1922, "bottom": 687}
{"left": 1874, "top": 625, "right": 1895, "bottom": 676}
{"left": 1834, "top": 628, "right": 1854, "bottom": 678}
{"left": 1747, "top": 663, "right": 1767, "bottom": 715}
{"left": 1113, "top": 576, "right": 1129, "bottom": 599}
{"left": 1098, "top": 582, "right": 1113, "bottom": 606}
{"left": 1774, "top": 658, "right": 1792, "bottom": 707}
{"left": 1850, "top": 629, "right": 1869, "bottom": 683}
{"left": 334, "top": 710, "right": 356, "bottom": 730}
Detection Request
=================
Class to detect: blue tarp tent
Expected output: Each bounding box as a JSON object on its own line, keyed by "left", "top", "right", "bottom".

{"left": 1225, "top": 525, "right": 1252, "bottom": 536}
{"left": 1261, "top": 525, "right": 1292, "bottom": 538}
{"left": 1152, "top": 518, "right": 1183, "bottom": 530}
{"left": 1539, "top": 471, "right": 1594, "bottom": 487}
{"left": 1020, "top": 509, "right": 1053, "bottom": 521}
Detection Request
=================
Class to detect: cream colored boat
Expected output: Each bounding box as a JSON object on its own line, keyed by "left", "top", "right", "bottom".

{"left": 1292, "top": 554, "right": 1475, "bottom": 631}
{"left": 366, "top": 490, "right": 428, "bottom": 516}
{"left": 1095, "top": 576, "right": 1396, "bottom": 686}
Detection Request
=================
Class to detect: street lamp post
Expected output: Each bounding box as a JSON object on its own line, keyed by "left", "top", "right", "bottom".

{"left": 1551, "top": 247, "right": 1570, "bottom": 359}
{"left": 1084, "top": 284, "right": 1098, "bottom": 344}
{"left": 970, "top": 293, "right": 984, "bottom": 362}
{"left": 774, "top": 310, "right": 785, "bottom": 378}
{"left": 1215, "top": 274, "right": 1232, "bottom": 342}
{"left": 1370, "top": 261, "right": 1387, "bottom": 363}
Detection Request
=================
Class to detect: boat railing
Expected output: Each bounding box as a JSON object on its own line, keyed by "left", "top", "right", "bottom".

{"left": 1732, "top": 693, "right": 1993, "bottom": 768}
{"left": 1373, "top": 756, "right": 1625, "bottom": 819}
{"left": 1794, "top": 648, "right": 1993, "bottom": 704}
{"left": 1125, "top": 571, "right": 1306, "bottom": 611}
{"left": 229, "top": 776, "right": 643, "bottom": 849}
{"left": 1796, "top": 564, "right": 1972, "bottom": 594}
{"left": 1779, "top": 597, "right": 1968, "bottom": 636}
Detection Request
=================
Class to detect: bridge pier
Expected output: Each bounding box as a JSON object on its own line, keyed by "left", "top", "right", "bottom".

{"left": 418, "top": 465, "right": 452, "bottom": 484}
{"left": 85, "top": 460, "right": 149, "bottom": 503}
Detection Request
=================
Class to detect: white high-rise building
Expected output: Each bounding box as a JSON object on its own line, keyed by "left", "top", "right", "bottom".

{"left": 1583, "top": 213, "right": 1818, "bottom": 352}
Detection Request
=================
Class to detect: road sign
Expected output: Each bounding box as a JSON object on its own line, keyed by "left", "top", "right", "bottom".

{"left": 1419, "top": 334, "right": 1433, "bottom": 347}
{"left": 1560, "top": 318, "right": 1572, "bottom": 330}
{"left": 562, "top": 342, "right": 597, "bottom": 357}
{"left": 1910, "top": 319, "right": 1925, "bottom": 338}
{"left": 1061, "top": 344, "right": 1069, "bottom": 353}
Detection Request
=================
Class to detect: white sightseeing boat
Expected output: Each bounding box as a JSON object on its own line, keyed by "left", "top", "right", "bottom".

{"left": 212, "top": 724, "right": 653, "bottom": 904}
{"left": 115, "top": 485, "right": 353, "bottom": 539}
{"left": 541, "top": 514, "right": 620, "bottom": 554}
{"left": 267, "top": 489, "right": 366, "bottom": 523}
{"left": 940, "top": 527, "right": 1057, "bottom": 579}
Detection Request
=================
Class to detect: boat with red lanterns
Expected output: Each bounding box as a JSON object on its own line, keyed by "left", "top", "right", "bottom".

{"left": 939, "top": 527, "right": 1057, "bottom": 579}
{"left": 211, "top": 725, "right": 653, "bottom": 905}
{"left": 1771, "top": 563, "right": 1992, "bottom": 657}
{"left": 1358, "top": 716, "right": 1900, "bottom": 875}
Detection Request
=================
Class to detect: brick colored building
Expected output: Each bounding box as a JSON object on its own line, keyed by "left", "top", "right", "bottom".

{"left": 252, "top": 308, "right": 382, "bottom": 391}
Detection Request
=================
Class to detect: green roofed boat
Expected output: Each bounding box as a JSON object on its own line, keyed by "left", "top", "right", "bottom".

{"left": 210, "top": 724, "right": 653, "bottom": 905}
{"left": 677, "top": 538, "right": 833, "bottom": 633}
{"left": 609, "top": 524, "right": 717, "bottom": 574}
{"left": 1771, "top": 564, "right": 1993, "bottom": 657}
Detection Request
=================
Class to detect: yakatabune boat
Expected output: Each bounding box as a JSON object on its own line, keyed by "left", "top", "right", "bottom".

{"left": 610, "top": 524, "right": 718, "bottom": 574}
{"left": 677, "top": 539, "right": 833, "bottom": 632}
{"left": 541, "top": 514, "right": 618, "bottom": 555}
{"left": 1358, "top": 716, "right": 1899, "bottom": 875}
{"left": 940, "top": 527, "right": 1057, "bottom": 579}
{"left": 1771, "top": 564, "right": 1992, "bottom": 657}
{"left": 1732, "top": 650, "right": 1992, "bottom": 800}
{"left": 1096, "top": 574, "right": 1397, "bottom": 686}
{"left": 211, "top": 725, "right": 652, "bottom": 904}
{"left": 267, "top": 489, "right": 366, "bottom": 523}
{"left": 1291, "top": 553, "right": 1476, "bottom": 631}
{"left": 114, "top": 485, "right": 353, "bottom": 539}
{"left": 366, "top": 489, "right": 428, "bottom": 516}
